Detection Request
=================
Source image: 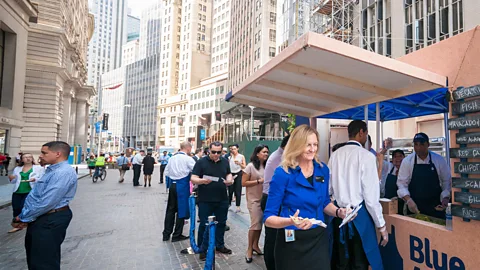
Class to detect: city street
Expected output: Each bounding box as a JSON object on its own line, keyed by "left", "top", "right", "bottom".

{"left": 0, "top": 166, "right": 267, "bottom": 270}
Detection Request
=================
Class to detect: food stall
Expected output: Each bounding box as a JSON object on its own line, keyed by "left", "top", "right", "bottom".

{"left": 226, "top": 26, "right": 480, "bottom": 269}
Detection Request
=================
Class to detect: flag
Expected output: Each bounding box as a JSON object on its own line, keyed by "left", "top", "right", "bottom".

{"left": 105, "top": 83, "right": 123, "bottom": 90}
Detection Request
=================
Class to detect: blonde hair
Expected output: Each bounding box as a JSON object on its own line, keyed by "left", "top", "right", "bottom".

{"left": 281, "top": 125, "right": 321, "bottom": 172}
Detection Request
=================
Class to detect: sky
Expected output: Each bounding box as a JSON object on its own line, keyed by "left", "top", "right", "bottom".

{"left": 129, "top": 0, "right": 158, "bottom": 18}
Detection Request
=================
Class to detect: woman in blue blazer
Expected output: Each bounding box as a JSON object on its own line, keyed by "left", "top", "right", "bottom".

{"left": 264, "top": 125, "right": 351, "bottom": 270}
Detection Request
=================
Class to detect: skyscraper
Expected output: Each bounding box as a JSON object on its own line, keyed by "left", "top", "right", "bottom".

{"left": 127, "top": 14, "right": 141, "bottom": 42}
{"left": 87, "top": 0, "right": 127, "bottom": 113}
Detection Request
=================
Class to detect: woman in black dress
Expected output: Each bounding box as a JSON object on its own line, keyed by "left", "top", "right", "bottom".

{"left": 142, "top": 152, "right": 156, "bottom": 187}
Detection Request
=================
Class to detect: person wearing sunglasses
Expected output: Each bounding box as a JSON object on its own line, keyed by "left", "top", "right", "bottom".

{"left": 191, "top": 141, "right": 234, "bottom": 261}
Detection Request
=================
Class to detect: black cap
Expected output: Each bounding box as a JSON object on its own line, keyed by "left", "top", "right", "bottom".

{"left": 413, "top": 132, "right": 429, "bottom": 143}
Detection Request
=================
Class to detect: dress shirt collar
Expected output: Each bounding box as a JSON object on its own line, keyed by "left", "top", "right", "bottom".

{"left": 46, "top": 160, "right": 68, "bottom": 172}
{"left": 347, "top": 140, "right": 362, "bottom": 147}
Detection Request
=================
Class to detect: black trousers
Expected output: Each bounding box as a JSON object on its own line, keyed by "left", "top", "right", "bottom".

{"left": 162, "top": 183, "right": 185, "bottom": 239}
{"left": 160, "top": 164, "right": 166, "bottom": 183}
{"left": 12, "top": 192, "right": 29, "bottom": 217}
{"left": 331, "top": 217, "right": 369, "bottom": 270}
{"left": 228, "top": 171, "right": 242, "bottom": 207}
{"left": 25, "top": 209, "right": 73, "bottom": 270}
{"left": 132, "top": 164, "right": 141, "bottom": 186}
{"left": 261, "top": 194, "right": 276, "bottom": 270}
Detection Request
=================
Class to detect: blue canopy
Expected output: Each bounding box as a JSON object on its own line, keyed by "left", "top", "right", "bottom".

{"left": 317, "top": 88, "right": 449, "bottom": 121}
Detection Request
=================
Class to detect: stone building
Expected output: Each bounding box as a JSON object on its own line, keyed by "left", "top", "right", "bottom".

{"left": 21, "top": 0, "right": 95, "bottom": 155}
{"left": 0, "top": 0, "right": 38, "bottom": 158}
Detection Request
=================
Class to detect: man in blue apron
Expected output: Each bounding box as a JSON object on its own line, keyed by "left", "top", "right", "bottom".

{"left": 162, "top": 142, "right": 196, "bottom": 242}
{"left": 397, "top": 133, "right": 451, "bottom": 219}
{"left": 328, "top": 120, "right": 388, "bottom": 270}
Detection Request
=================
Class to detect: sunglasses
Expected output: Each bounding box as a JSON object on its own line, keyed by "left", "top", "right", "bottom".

{"left": 211, "top": 151, "right": 222, "bottom": 155}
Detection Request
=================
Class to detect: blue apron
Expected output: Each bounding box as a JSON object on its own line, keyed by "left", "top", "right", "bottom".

{"left": 409, "top": 153, "right": 444, "bottom": 219}
{"left": 338, "top": 141, "right": 384, "bottom": 270}
{"left": 167, "top": 152, "right": 191, "bottom": 219}
{"left": 384, "top": 167, "right": 405, "bottom": 215}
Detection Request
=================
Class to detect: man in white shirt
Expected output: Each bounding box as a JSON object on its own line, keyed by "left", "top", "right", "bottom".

{"left": 397, "top": 132, "right": 451, "bottom": 219}
{"left": 162, "top": 142, "right": 196, "bottom": 242}
{"left": 329, "top": 120, "right": 387, "bottom": 270}
{"left": 131, "top": 150, "right": 145, "bottom": 187}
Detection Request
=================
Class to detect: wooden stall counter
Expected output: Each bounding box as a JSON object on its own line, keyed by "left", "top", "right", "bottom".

{"left": 378, "top": 200, "right": 478, "bottom": 270}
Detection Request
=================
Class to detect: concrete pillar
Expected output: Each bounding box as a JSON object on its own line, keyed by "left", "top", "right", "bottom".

{"left": 69, "top": 99, "right": 77, "bottom": 145}
{"left": 75, "top": 99, "right": 87, "bottom": 150}
{"left": 61, "top": 92, "right": 72, "bottom": 143}
{"left": 317, "top": 119, "right": 330, "bottom": 162}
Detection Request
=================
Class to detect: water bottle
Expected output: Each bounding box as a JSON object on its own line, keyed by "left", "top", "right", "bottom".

{"left": 446, "top": 203, "right": 453, "bottom": 231}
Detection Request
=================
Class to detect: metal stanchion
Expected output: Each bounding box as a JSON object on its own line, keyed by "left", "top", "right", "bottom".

{"left": 180, "top": 194, "right": 217, "bottom": 270}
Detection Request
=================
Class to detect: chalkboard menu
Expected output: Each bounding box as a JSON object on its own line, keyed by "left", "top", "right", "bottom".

{"left": 448, "top": 115, "right": 480, "bottom": 130}
{"left": 451, "top": 205, "right": 480, "bottom": 221}
{"left": 456, "top": 132, "right": 480, "bottom": 144}
{"left": 454, "top": 162, "right": 480, "bottom": 174}
{"left": 451, "top": 98, "right": 480, "bottom": 115}
{"left": 452, "top": 177, "right": 480, "bottom": 189}
{"left": 450, "top": 147, "right": 480, "bottom": 158}
{"left": 452, "top": 84, "right": 480, "bottom": 101}
{"left": 450, "top": 84, "right": 480, "bottom": 222}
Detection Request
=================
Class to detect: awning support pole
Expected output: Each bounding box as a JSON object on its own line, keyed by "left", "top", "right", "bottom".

{"left": 443, "top": 112, "right": 451, "bottom": 168}
{"left": 364, "top": 105, "right": 369, "bottom": 150}
{"left": 376, "top": 102, "right": 381, "bottom": 151}
{"left": 249, "top": 106, "right": 255, "bottom": 141}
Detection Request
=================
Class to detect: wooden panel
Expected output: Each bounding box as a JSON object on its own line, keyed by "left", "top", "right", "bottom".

{"left": 454, "top": 162, "right": 480, "bottom": 174}
{"left": 454, "top": 191, "right": 480, "bottom": 204}
{"left": 451, "top": 98, "right": 480, "bottom": 115}
{"left": 456, "top": 132, "right": 480, "bottom": 144}
{"left": 452, "top": 177, "right": 480, "bottom": 189}
{"left": 451, "top": 205, "right": 480, "bottom": 221}
{"left": 452, "top": 84, "right": 480, "bottom": 101}
{"left": 448, "top": 115, "right": 480, "bottom": 130}
{"left": 450, "top": 147, "right": 480, "bottom": 158}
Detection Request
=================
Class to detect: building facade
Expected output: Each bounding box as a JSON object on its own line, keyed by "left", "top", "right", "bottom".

{"left": 210, "top": 0, "right": 230, "bottom": 77}
{"left": 0, "top": 0, "right": 38, "bottom": 158}
{"left": 228, "top": 0, "right": 277, "bottom": 90}
{"left": 139, "top": 2, "right": 163, "bottom": 59}
{"left": 21, "top": 0, "right": 95, "bottom": 155}
{"left": 126, "top": 14, "right": 140, "bottom": 42}
{"left": 123, "top": 54, "right": 161, "bottom": 149}
{"left": 100, "top": 67, "right": 125, "bottom": 141}
{"left": 157, "top": 0, "right": 214, "bottom": 148}
{"left": 122, "top": 39, "right": 140, "bottom": 66}
{"left": 87, "top": 0, "right": 127, "bottom": 113}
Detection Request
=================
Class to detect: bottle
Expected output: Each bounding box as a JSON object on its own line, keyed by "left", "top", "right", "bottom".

{"left": 446, "top": 203, "right": 453, "bottom": 231}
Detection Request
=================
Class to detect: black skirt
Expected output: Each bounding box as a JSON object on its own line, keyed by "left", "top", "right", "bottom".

{"left": 143, "top": 168, "right": 154, "bottom": 175}
{"left": 275, "top": 226, "right": 330, "bottom": 270}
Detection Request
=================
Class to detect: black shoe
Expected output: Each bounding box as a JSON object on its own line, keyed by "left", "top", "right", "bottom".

{"left": 252, "top": 248, "right": 264, "bottom": 255}
{"left": 216, "top": 246, "right": 232, "bottom": 254}
{"left": 199, "top": 253, "right": 206, "bottom": 261}
{"left": 171, "top": 235, "right": 189, "bottom": 242}
{"left": 225, "top": 225, "right": 230, "bottom": 231}
{"left": 149, "top": 183, "right": 151, "bottom": 187}
{"left": 245, "top": 257, "right": 253, "bottom": 263}
{"left": 162, "top": 236, "right": 170, "bottom": 241}
{"left": 144, "top": 184, "right": 146, "bottom": 187}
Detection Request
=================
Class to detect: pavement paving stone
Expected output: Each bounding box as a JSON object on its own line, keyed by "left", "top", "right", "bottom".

{"left": 0, "top": 165, "right": 267, "bottom": 269}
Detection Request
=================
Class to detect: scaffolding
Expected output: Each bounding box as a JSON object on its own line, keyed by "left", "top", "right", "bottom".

{"left": 310, "top": 0, "right": 360, "bottom": 45}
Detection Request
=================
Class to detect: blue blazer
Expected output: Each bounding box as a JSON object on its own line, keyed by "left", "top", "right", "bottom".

{"left": 263, "top": 161, "right": 331, "bottom": 230}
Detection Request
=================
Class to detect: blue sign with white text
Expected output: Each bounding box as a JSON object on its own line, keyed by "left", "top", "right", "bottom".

{"left": 95, "top": 121, "right": 101, "bottom": 134}
{"left": 200, "top": 129, "right": 206, "bottom": 140}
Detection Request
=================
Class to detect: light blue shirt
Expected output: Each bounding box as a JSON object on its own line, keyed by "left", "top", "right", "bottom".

{"left": 159, "top": 155, "right": 170, "bottom": 165}
{"left": 117, "top": 156, "right": 128, "bottom": 166}
{"left": 19, "top": 160, "right": 77, "bottom": 222}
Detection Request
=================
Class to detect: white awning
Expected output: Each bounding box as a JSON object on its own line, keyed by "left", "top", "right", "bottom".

{"left": 226, "top": 32, "right": 447, "bottom": 118}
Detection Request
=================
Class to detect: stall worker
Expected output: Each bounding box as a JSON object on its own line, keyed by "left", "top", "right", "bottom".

{"left": 381, "top": 149, "right": 405, "bottom": 214}
{"left": 397, "top": 132, "right": 451, "bottom": 219}
{"left": 329, "top": 120, "right": 387, "bottom": 270}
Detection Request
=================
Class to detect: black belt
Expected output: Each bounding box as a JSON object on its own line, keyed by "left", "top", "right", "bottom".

{"left": 46, "top": 206, "right": 70, "bottom": 215}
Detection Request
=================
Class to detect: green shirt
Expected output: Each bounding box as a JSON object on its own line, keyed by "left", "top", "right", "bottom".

{"left": 88, "top": 158, "right": 96, "bottom": 166}
{"left": 16, "top": 168, "right": 33, "bottom": 194}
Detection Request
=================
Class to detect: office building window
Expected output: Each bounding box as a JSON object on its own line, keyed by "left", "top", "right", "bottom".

{"left": 171, "top": 116, "right": 176, "bottom": 124}
{"left": 170, "top": 127, "right": 176, "bottom": 135}
{"left": 269, "top": 47, "right": 276, "bottom": 57}
{"left": 160, "top": 117, "right": 166, "bottom": 124}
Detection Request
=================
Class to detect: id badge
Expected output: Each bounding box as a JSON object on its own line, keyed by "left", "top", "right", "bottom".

{"left": 285, "top": 229, "right": 295, "bottom": 242}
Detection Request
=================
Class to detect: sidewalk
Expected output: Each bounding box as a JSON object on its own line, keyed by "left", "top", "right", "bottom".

{"left": 0, "top": 164, "right": 90, "bottom": 209}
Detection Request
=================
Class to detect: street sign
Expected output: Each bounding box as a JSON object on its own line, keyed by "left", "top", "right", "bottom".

{"left": 102, "top": 113, "right": 109, "bottom": 130}
{"left": 200, "top": 129, "right": 206, "bottom": 140}
{"left": 95, "top": 121, "right": 101, "bottom": 134}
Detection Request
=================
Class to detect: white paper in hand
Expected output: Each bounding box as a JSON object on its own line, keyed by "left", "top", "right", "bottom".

{"left": 339, "top": 204, "right": 362, "bottom": 228}
{"left": 204, "top": 175, "right": 219, "bottom": 182}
